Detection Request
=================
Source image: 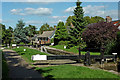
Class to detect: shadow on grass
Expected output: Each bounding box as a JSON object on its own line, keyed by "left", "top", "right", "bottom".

{"left": 36, "top": 69, "right": 55, "bottom": 80}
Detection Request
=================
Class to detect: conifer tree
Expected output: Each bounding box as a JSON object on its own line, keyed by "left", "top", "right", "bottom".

{"left": 68, "top": 0, "right": 86, "bottom": 48}
{"left": 14, "top": 20, "right": 29, "bottom": 44}
{"left": 54, "top": 21, "right": 68, "bottom": 45}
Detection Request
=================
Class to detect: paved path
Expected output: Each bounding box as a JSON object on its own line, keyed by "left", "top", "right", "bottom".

{"left": 3, "top": 49, "right": 43, "bottom": 80}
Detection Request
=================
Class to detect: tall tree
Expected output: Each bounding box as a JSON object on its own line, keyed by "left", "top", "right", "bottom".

{"left": 1, "top": 24, "right": 6, "bottom": 45}
{"left": 0, "top": 24, "right": 13, "bottom": 46}
{"left": 67, "top": 0, "right": 86, "bottom": 48}
{"left": 54, "top": 21, "right": 68, "bottom": 45}
{"left": 14, "top": 20, "right": 29, "bottom": 44}
{"left": 65, "top": 16, "right": 76, "bottom": 27}
{"left": 7, "top": 26, "right": 13, "bottom": 46}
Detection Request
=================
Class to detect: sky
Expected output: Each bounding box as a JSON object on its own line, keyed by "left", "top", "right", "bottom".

{"left": 0, "top": 0, "right": 119, "bottom": 30}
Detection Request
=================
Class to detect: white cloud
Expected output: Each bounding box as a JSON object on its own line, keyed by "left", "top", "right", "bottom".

{"left": 64, "top": 6, "right": 75, "bottom": 13}
{"left": 24, "top": 7, "right": 52, "bottom": 15}
{"left": 26, "top": 20, "right": 42, "bottom": 24}
{"left": 51, "top": 16, "right": 67, "bottom": 19}
{"left": 83, "top": 5, "right": 105, "bottom": 16}
{"left": 58, "top": 20, "right": 63, "bottom": 23}
{"left": 65, "top": 5, "right": 118, "bottom": 20}
{"left": 10, "top": 7, "right": 53, "bottom": 16}
{"left": 10, "top": 9, "right": 25, "bottom": 15}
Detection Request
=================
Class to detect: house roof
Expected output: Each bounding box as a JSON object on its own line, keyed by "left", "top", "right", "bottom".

{"left": 112, "top": 20, "right": 120, "bottom": 26}
{"left": 37, "top": 31, "right": 55, "bottom": 38}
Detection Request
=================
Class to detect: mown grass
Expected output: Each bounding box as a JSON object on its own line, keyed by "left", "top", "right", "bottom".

{"left": 51, "top": 45, "right": 100, "bottom": 55}
{"left": 35, "top": 65, "right": 120, "bottom": 79}
{"left": 12, "top": 47, "right": 49, "bottom": 63}
{"left": 1, "top": 50, "right": 9, "bottom": 80}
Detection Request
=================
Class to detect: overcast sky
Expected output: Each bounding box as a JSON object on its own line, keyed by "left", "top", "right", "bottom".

{"left": 0, "top": 0, "right": 119, "bottom": 30}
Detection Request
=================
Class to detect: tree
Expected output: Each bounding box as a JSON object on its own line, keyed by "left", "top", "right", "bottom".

{"left": 54, "top": 21, "right": 68, "bottom": 45}
{"left": 84, "top": 16, "right": 105, "bottom": 26}
{"left": 67, "top": 0, "right": 86, "bottom": 48}
{"left": 7, "top": 26, "right": 13, "bottom": 46}
{"left": 39, "top": 23, "right": 54, "bottom": 34}
{"left": 83, "top": 16, "right": 91, "bottom": 25}
{"left": 0, "top": 24, "right": 13, "bottom": 46}
{"left": 82, "top": 21, "right": 119, "bottom": 48}
{"left": 65, "top": 16, "right": 76, "bottom": 27}
{"left": 14, "top": 20, "right": 29, "bottom": 44}
{"left": 25, "top": 25, "right": 37, "bottom": 38}
{"left": 0, "top": 24, "right": 6, "bottom": 45}
{"left": 90, "top": 16, "right": 105, "bottom": 23}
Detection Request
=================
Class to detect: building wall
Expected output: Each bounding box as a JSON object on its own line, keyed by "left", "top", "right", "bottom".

{"left": 40, "top": 38, "right": 50, "bottom": 44}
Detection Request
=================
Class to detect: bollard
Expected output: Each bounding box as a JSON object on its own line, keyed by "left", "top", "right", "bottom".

{"left": 84, "top": 51, "right": 91, "bottom": 66}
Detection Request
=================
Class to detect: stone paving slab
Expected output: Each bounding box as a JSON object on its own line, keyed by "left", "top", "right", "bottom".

{"left": 3, "top": 49, "right": 43, "bottom": 79}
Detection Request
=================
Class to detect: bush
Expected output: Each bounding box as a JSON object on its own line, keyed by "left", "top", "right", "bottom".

{"left": 104, "top": 40, "right": 117, "bottom": 55}
{"left": 104, "top": 31, "right": 120, "bottom": 56}
{"left": 50, "top": 38, "right": 54, "bottom": 43}
{"left": 58, "top": 41, "right": 68, "bottom": 45}
{"left": 19, "top": 42, "right": 25, "bottom": 45}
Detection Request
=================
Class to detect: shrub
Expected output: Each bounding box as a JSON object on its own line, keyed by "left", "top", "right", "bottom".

{"left": 104, "top": 31, "right": 120, "bottom": 56}
{"left": 82, "top": 22, "right": 119, "bottom": 48}
{"left": 19, "top": 42, "right": 25, "bottom": 45}
{"left": 104, "top": 40, "right": 117, "bottom": 55}
{"left": 50, "top": 38, "right": 54, "bottom": 43}
{"left": 58, "top": 41, "right": 68, "bottom": 45}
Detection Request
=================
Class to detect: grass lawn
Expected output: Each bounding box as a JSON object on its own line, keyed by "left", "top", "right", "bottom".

{"left": 50, "top": 45, "right": 100, "bottom": 55}
{"left": 1, "top": 50, "right": 9, "bottom": 80}
{"left": 12, "top": 47, "right": 49, "bottom": 63}
{"left": 35, "top": 65, "right": 120, "bottom": 79}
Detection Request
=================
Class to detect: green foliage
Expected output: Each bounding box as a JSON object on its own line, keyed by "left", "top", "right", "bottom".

{"left": 54, "top": 22, "right": 68, "bottom": 45}
{"left": 83, "top": 16, "right": 105, "bottom": 27}
{"left": 0, "top": 24, "right": 13, "bottom": 46}
{"left": 35, "top": 65, "right": 119, "bottom": 78}
{"left": 68, "top": 1, "right": 86, "bottom": 48}
{"left": 104, "top": 31, "right": 120, "bottom": 57}
{"left": 39, "top": 23, "right": 54, "bottom": 34}
{"left": 50, "top": 38, "right": 54, "bottom": 43}
{"left": 117, "top": 31, "right": 120, "bottom": 58}
{"left": 14, "top": 20, "right": 29, "bottom": 44}
{"left": 90, "top": 16, "right": 105, "bottom": 23}
{"left": 19, "top": 42, "right": 25, "bottom": 45}
{"left": 58, "top": 41, "right": 68, "bottom": 45}
{"left": 25, "top": 25, "right": 37, "bottom": 37}
{"left": 104, "top": 40, "right": 117, "bottom": 55}
{"left": 65, "top": 15, "right": 76, "bottom": 28}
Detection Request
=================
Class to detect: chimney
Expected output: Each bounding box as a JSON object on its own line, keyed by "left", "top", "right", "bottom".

{"left": 54, "top": 25, "right": 56, "bottom": 30}
{"left": 106, "top": 16, "right": 112, "bottom": 23}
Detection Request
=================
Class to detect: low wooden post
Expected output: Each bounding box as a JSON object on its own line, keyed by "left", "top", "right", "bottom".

{"left": 79, "top": 47, "right": 81, "bottom": 58}
{"left": 77, "top": 46, "right": 81, "bottom": 63}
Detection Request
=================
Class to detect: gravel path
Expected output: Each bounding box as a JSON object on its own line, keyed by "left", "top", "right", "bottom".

{"left": 3, "top": 49, "right": 43, "bottom": 80}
